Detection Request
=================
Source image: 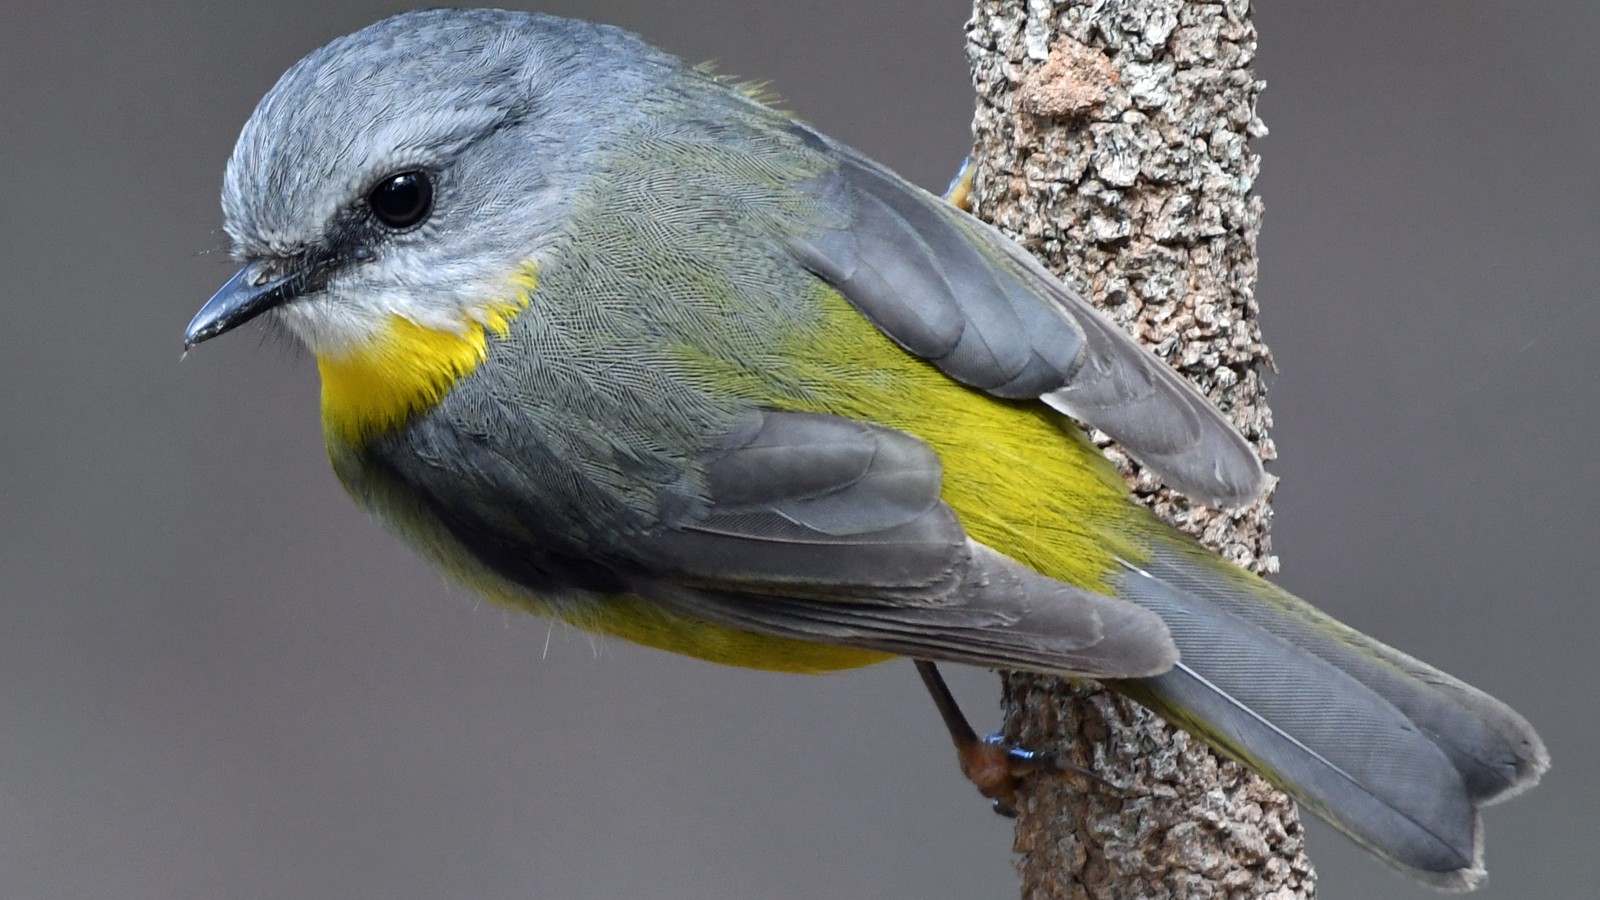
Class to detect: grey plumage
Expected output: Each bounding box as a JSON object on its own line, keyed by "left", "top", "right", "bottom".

{"left": 186, "top": 9, "right": 1548, "bottom": 892}
{"left": 785, "top": 132, "right": 1267, "bottom": 505}
{"left": 631, "top": 411, "right": 1176, "bottom": 677}
{"left": 1136, "top": 543, "right": 1545, "bottom": 807}
{"left": 1104, "top": 541, "right": 1546, "bottom": 888}
{"left": 1113, "top": 559, "right": 1476, "bottom": 885}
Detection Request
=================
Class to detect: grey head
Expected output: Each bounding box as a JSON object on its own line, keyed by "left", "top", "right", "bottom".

{"left": 187, "top": 9, "right": 674, "bottom": 355}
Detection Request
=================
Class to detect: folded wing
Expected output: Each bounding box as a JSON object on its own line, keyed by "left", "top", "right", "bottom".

{"left": 781, "top": 129, "right": 1266, "bottom": 506}
{"left": 625, "top": 410, "right": 1177, "bottom": 678}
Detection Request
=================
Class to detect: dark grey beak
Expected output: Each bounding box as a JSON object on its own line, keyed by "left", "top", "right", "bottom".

{"left": 184, "top": 267, "right": 307, "bottom": 348}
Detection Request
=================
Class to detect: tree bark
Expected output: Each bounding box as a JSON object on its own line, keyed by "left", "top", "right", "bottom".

{"left": 964, "top": 2, "right": 1316, "bottom": 897}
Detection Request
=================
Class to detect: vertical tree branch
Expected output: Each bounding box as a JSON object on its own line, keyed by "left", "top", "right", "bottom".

{"left": 965, "top": 2, "right": 1315, "bottom": 896}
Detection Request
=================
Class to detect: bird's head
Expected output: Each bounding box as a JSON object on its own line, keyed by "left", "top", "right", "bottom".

{"left": 184, "top": 9, "right": 658, "bottom": 358}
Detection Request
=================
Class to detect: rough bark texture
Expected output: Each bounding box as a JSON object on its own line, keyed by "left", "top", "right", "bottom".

{"left": 964, "top": 2, "right": 1316, "bottom": 897}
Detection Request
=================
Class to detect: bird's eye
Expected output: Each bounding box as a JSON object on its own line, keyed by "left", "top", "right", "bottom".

{"left": 367, "top": 171, "right": 433, "bottom": 229}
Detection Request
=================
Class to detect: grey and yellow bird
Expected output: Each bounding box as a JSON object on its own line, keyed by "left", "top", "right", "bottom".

{"left": 184, "top": 9, "right": 1546, "bottom": 890}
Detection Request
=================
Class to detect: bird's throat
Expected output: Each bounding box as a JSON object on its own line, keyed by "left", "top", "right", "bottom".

{"left": 317, "top": 274, "right": 534, "bottom": 447}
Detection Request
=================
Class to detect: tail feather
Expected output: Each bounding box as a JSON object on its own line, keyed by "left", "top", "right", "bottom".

{"left": 1106, "top": 539, "right": 1548, "bottom": 890}
{"left": 1143, "top": 542, "right": 1549, "bottom": 805}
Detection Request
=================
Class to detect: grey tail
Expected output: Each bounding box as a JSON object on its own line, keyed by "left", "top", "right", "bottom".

{"left": 1106, "top": 537, "right": 1548, "bottom": 891}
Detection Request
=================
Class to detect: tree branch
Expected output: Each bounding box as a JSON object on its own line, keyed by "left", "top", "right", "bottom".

{"left": 964, "top": 2, "right": 1315, "bottom": 896}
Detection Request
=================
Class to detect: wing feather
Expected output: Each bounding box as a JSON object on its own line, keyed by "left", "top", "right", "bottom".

{"left": 782, "top": 127, "right": 1267, "bottom": 505}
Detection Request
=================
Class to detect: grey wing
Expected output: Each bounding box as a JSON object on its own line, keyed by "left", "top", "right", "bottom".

{"left": 781, "top": 128, "right": 1266, "bottom": 506}
{"left": 623, "top": 410, "right": 1177, "bottom": 678}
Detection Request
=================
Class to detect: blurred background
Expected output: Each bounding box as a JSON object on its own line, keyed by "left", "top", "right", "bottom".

{"left": 2, "top": 1, "right": 1594, "bottom": 897}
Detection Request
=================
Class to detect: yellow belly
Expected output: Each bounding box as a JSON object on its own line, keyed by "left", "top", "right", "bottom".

{"left": 555, "top": 595, "right": 893, "bottom": 673}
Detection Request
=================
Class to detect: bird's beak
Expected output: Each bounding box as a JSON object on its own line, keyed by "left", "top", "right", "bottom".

{"left": 184, "top": 266, "right": 309, "bottom": 348}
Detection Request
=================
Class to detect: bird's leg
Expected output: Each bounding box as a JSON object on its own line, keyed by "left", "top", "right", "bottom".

{"left": 914, "top": 659, "right": 1049, "bottom": 816}
{"left": 914, "top": 660, "right": 1117, "bottom": 816}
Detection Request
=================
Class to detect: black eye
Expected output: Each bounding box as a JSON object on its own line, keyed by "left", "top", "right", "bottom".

{"left": 367, "top": 171, "right": 433, "bottom": 229}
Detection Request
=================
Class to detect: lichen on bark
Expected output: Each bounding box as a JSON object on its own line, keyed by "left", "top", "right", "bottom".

{"left": 964, "top": 1, "right": 1315, "bottom": 897}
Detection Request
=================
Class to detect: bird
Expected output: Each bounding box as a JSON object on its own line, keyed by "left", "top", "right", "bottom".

{"left": 183, "top": 9, "right": 1546, "bottom": 890}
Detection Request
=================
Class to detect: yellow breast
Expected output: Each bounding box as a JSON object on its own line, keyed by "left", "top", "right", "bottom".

{"left": 316, "top": 270, "right": 535, "bottom": 445}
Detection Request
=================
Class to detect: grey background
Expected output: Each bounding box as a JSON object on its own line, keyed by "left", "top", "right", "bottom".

{"left": 2, "top": 1, "right": 1594, "bottom": 898}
